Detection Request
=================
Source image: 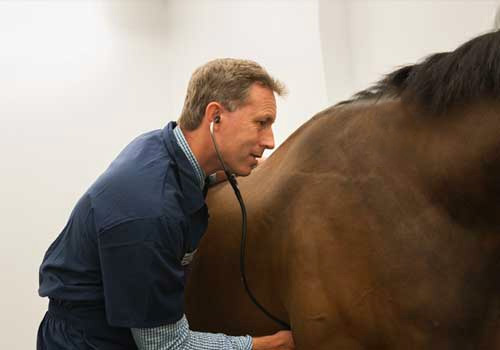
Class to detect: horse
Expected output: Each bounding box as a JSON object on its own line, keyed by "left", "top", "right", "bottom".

{"left": 185, "top": 30, "right": 500, "bottom": 349}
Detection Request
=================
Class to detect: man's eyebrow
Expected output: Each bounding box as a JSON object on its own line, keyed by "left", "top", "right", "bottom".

{"left": 261, "top": 114, "right": 275, "bottom": 121}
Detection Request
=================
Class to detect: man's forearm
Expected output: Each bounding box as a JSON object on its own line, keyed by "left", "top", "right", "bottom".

{"left": 131, "top": 315, "right": 252, "bottom": 350}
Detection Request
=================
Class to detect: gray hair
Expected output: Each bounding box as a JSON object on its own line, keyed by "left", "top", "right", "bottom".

{"left": 178, "top": 58, "right": 286, "bottom": 130}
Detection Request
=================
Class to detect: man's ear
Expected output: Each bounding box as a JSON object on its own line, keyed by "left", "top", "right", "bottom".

{"left": 204, "top": 102, "right": 223, "bottom": 124}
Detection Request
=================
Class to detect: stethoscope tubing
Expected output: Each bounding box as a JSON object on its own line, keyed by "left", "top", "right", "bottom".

{"left": 209, "top": 121, "right": 290, "bottom": 330}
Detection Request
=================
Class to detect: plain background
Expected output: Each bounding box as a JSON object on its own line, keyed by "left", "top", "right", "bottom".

{"left": 1, "top": 0, "right": 498, "bottom": 348}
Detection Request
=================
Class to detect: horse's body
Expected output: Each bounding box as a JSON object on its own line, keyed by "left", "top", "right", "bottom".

{"left": 185, "top": 31, "right": 500, "bottom": 349}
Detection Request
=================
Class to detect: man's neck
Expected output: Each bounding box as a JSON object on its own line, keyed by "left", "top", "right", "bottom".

{"left": 181, "top": 124, "right": 220, "bottom": 176}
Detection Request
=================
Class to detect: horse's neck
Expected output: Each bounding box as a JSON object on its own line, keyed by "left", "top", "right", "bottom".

{"left": 408, "top": 101, "right": 500, "bottom": 231}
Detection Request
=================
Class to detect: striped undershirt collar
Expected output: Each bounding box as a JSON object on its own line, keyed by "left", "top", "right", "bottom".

{"left": 173, "top": 125, "right": 206, "bottom": 190}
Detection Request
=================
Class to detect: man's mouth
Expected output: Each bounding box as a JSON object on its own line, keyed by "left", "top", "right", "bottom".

{"left": 251, "top": 153, "right": 262, "bottom": 159}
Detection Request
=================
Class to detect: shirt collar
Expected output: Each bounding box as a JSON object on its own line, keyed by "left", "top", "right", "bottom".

{"left": 173, "top": 125, "right": 206, "bottom": 190}
{"left": 162, "top": 122, "right": 206, "bottom": 214}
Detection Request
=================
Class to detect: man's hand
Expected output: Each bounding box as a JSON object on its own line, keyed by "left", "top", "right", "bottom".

{"left": 252, "top": 330, "right": 295, "bottom": 350}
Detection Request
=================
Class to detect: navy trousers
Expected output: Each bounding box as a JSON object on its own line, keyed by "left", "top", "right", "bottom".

{"left": 37, "top": 299, "right": 137, "bottom": 350}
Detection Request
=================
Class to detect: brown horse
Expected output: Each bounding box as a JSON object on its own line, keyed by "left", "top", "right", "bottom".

{"left": 185, "top": 30, "right": 500, "bottom": 349}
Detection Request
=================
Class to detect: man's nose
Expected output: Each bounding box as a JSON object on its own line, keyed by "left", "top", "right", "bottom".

{"left": 261, "top": 128, "right": 275, "bottom": 150}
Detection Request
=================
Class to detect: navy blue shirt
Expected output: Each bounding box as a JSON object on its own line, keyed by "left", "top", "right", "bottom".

{"left": 39, "top": 122, "right": 208, "bottom": 328}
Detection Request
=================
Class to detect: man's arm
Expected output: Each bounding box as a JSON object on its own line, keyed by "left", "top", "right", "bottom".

{"left": 131, "top": 314, "right": 294, "bottom": 350}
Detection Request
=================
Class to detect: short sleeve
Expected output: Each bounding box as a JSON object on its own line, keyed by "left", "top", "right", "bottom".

{"left": 97, "top": 216, "right": 186, "bottom": 328}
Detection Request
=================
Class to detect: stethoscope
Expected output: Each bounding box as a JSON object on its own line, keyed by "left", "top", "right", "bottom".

{"left": 209, "top": 115, "right": 290, "bottom": 330}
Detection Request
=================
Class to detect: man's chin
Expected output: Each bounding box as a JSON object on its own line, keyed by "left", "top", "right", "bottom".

{"left": 233, "top": 166, "right": 253, "bottom": 177}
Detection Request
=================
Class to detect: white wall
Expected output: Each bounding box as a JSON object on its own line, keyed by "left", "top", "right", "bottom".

{"left": 347, "top": 0, "right": 498, "bottom": 95}
{"left": 319, "top": 0, "right": 499, "bottom": 103}
{"left": 0, "top": 1, "right": 326, "bottom": 348}
{"left": 0, "top": 1, "right": 498, "bottom": 348}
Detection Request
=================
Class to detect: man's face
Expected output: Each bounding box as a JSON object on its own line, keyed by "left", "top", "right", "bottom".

{"left": 217, "top": 83, "right": 276, "bottom": 176}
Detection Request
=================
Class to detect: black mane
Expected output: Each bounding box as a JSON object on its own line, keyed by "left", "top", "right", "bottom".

{"left": 343, "top": 30, "right": 500, "bottom": 114}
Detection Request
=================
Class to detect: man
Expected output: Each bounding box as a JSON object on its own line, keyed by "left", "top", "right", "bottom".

{"left": 37, "top": 58, "right": 295, "bottom": 350}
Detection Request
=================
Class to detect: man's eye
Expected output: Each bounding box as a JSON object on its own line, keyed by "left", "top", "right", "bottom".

{"left": 258, "top": 120, "right": 266, "bottom": 126}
